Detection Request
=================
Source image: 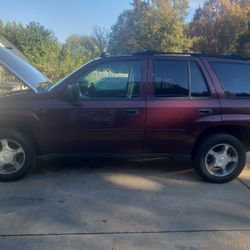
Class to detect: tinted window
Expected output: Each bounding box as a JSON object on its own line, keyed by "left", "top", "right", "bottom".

{"left": 212, "top": 62, "right": 250, "bottom": 97}
{"left": 75, "top": 61, "right": 141, "bottom": 98}
{"left": 190, "top": 62, "right": 210, "bottom": 97}
{"left": 154, "top": 60, "right": 188, "bottom": 97}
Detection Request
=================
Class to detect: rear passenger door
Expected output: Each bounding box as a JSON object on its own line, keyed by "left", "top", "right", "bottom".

{"left": 145, "top": 57, "right": 221, "bottom": 156}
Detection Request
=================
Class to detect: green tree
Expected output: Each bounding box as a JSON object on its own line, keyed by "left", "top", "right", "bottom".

{"left": 1, "top": 20, "right": 104, "bottom": 82}
{"left": 108, "top": 0, "right": 190, "bottom": 54}
{"left": 58, "top": 36, "right": 91, "bottom": 78}
{"left": 93, "top": 26, "right": 109, "bottom": 53}
{"left": 189, "top": 0, "right": 250, "bottom": 54}
{"left": 19, "top": 22, "right": 61, "bottom": 81}
{"left": 238, "top": 21, "right": 250, "bottom": 56}
{"left": 2, "top": 21, "right": 24, "bottom": 51}
{"left": 0, "top": 20, "right": 3, "bottom": 34}
{"left": 66, "top": 34, "right": 100, "bottom": 57}
{"left": 2, "top": 21, "right": 62, "bottom": 81}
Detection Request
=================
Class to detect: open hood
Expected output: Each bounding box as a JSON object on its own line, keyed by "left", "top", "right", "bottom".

{"left": 0, "top": 43, "right": 51, "bottom": 93}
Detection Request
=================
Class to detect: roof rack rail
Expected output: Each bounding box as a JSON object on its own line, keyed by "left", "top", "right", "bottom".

{"left": 133, "top": 50, "right": 191, "bottom": 56}
{"left": 132, "top": 50, "right": 250, "bottom": 61}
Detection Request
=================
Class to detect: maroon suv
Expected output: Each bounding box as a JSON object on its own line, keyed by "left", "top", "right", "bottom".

{"left": 0, "top": 47, "right": 249, "bottom": 183}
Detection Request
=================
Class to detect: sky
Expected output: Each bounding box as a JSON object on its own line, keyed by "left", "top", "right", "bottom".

{"left": 1, "top": 0, "right": 204, "bottom": 43}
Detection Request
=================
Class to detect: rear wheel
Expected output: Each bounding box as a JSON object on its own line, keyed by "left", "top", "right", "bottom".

{"left": 0, "top": 129, "right": 36, "bottom": 182}
{"left": 194, "top": 134, "right": 246, "bottom": 183}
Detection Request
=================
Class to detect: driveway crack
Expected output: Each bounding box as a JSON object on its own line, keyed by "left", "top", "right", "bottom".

{"left": 0, "top": 229, "right": 250, "bottom": 238}
{"left": 237, "top": 178, "right": 250, "bottom": 190}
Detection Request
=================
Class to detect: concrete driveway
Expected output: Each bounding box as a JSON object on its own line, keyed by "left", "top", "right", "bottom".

{"left": 0, "top": 155, "right": 249, "bottom": 250}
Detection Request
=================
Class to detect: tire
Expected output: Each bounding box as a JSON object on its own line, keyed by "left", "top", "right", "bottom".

{"left": 194, "top": 133, "right": 246, "bottom": 183}
{"left": 0, "top": 129, "right": 36, "bottom": 182}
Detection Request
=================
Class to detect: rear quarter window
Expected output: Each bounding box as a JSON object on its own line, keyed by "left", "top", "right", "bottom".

{"left": 212, "top": 62, "right": 250, "bottom": 97}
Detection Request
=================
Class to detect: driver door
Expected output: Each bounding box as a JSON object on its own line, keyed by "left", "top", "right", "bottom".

{"left": 50, "top": 59, "right": 146, "bottom": 154}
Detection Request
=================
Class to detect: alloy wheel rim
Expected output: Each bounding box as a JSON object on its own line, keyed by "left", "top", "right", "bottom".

{"left": 204, "top": 143, "right": 238, "bottom": 177}
{"left": 0, "top": 139, "right": 25, "bottom": 174}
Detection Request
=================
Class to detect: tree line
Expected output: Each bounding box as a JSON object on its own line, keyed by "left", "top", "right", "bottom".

{"left": 1, "top": 0, "right": 250, "bottom": 82}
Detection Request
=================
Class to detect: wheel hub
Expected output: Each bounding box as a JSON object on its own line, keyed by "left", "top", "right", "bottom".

{"left": 205, "top": 143, "right": 238, "bottom": 177}
{"left": 219, "top": 156, "right": 226, "bottom": 164}
{"left": 0, "top": 139, "right": 25, "bottom": 174}
{"left": 0, "top": 151, "right": 13, "bottom": 163}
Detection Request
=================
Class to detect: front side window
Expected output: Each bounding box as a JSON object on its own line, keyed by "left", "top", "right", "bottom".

{"left": 212, "top": 62, "right": 250, "bottom": 97}
{"left": 0, "top": 65, "right": 27, "bottom": 95}
{"left": 75, "top": 61, "right": 141, "bottom": 98}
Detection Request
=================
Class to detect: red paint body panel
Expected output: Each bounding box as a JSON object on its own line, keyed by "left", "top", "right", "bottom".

{"left": 144, "top": 98, "right": 221, "bottom": 154}
{"left": 47, "top": 98, "right": 146, "bottom": 153}
{"left": 1, "top": 54, "right": 250, "bottom": 158}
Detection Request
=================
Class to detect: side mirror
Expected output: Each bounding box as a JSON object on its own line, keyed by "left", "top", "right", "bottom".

{"left": 64, "top": 84, "right": 80, "bottom": 102}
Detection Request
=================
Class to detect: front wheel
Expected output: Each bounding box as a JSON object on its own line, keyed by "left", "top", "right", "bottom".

{"left": 194, "top": 134, "right": 246, "bottom": 183}
{"left": 0, "top": 129, "right": 36, "bottom": 182}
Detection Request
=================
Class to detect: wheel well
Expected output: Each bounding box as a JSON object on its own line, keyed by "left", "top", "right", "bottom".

{"left": 0, "top": 123, "right": 41, "bottom": 155}
{"left": 192, "top": 125, "right": 250, "bottom": 156}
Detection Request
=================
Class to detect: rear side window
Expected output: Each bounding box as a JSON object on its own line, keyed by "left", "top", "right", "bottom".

{"left": 153, "top": 60, "right": 209, "bottom": 97}
{"left": 154, "top": 60, "right": 189, "bottom": 97}
{"left": 212, "top": 63, "right": 250, "bottom": 97}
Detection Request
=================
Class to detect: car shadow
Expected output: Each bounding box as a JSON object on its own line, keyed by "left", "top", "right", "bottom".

{"left": 33, "top": 157, "right": 198, "bottom": 182}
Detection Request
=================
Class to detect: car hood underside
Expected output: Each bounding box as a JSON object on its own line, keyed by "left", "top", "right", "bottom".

{"left": 0, "top": 43, "right": 51, "bottom": 93}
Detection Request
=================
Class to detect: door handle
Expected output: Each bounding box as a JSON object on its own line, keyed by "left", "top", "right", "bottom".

{"left": 198, "top": 108, "right": 213, "bottom": 115}
{"left": 124, "top": 109, "right": 140, "bottom": 115}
